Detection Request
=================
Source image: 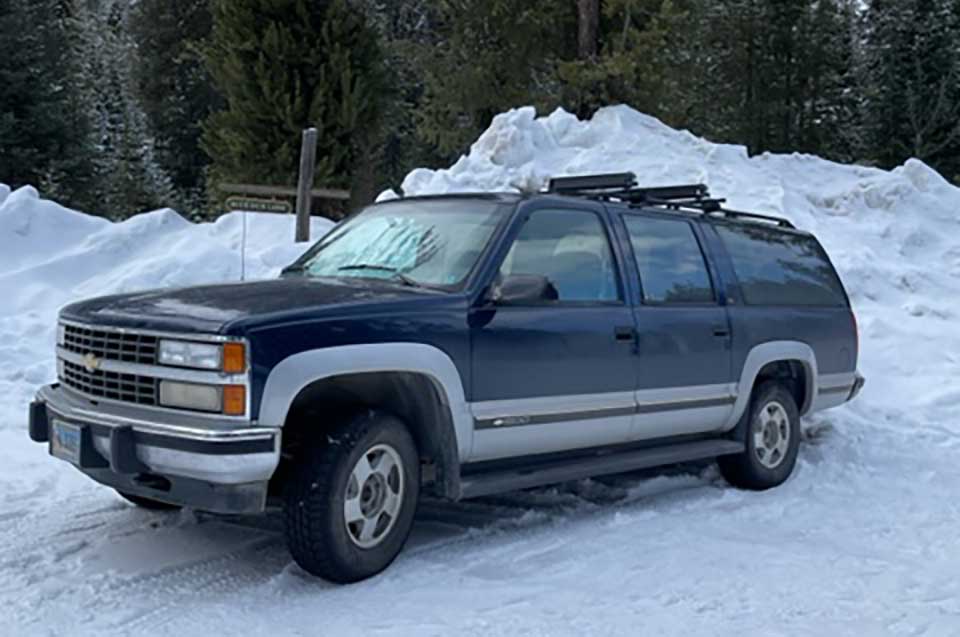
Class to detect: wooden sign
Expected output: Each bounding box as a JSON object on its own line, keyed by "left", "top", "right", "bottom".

{"left": 225, "top": 196, "right": 292, "bottom": 214}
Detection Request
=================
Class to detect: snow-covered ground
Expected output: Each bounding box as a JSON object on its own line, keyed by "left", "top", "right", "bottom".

{"left": 2, "top": 105, "right": 960, "bottom": 636}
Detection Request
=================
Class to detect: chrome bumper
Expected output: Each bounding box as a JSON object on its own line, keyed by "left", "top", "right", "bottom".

{"left": 30, "top": 384, "right": 281, "bottom": 512}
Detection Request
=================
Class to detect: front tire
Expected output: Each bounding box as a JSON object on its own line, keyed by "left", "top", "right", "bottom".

{"left": 718, "top": 381, "right": 800, "bottom": 490}
{"left": 283, "top": 411, "right": 419, "bottom": 583}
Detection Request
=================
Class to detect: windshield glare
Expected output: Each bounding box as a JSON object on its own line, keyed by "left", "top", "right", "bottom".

{"left": 294, "top": 199, "right": 506, "bottom": 288}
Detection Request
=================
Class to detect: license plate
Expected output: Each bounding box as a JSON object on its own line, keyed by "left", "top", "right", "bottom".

{"left": 51, "top": 420, "right": 82, "bottom": 465}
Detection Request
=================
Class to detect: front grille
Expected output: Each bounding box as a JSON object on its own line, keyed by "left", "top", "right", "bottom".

{"left": 62, "top": 324, "right": 159, "bottom": 365}
{"left": 61, "top": 359, "right": 158, "bottom": 405}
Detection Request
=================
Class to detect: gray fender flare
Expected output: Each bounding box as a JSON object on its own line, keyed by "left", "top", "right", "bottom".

{"left": 725, "top": 340, "right": 819, "bottom": 429}
{"left": 257, "top": 343, "right": 473, "bottom": 461}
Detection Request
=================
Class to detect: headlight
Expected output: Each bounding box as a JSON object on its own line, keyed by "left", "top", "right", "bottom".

{"left": 158, "top": 340, "right": 222, "bottom": 370}
{"left": 57, "top": 324, "right": 66, "bottom": 346}
{"left": 157, "top": 340, "right": 246, "bottom": 372}
{"left": 158, "top": 381, "right": 247, "bottom": 415}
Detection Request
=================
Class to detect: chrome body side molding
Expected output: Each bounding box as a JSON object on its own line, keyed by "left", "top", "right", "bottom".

{"left": 468, "top": 384, "right": 739, "bottom": 462}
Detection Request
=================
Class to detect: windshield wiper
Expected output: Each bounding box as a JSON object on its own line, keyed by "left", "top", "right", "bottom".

{"left": 337, "top": 264, "right": 423, "bottom": 288}
{"left": 281, "top": 264, "right": 306, "bottom": 276}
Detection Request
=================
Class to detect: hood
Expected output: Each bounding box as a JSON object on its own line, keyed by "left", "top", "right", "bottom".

{"left": 59, "top": 277, "right": 442, "bottom": 334}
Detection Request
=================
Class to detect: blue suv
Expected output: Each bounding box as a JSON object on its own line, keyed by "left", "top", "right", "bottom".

{"left": 29, "top": 172, "right": 863, "bottom": 582}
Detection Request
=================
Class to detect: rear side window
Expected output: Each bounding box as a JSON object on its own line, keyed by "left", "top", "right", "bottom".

{"left": 714, "top": 224, "right": 847, "bottom": 307}
{"left": 623, "top": 215, "right": 715, "bottom": 304}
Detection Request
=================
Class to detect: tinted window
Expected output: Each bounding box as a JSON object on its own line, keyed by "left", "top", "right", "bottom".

{"left": 624, "top": 216, "right": 714, "bottom": 304}
{"left": 500, "top": 209, "right": 619, "bottom": 302}
{"left": 715, "top": 224, "right": 847, "bottom": 307}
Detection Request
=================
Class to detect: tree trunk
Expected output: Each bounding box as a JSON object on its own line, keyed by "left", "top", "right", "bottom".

{"left": 577, "top": 0, "right": 599, "bottom": 60}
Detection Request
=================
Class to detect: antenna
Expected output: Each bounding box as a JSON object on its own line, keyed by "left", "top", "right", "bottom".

{"left": 240, "top": 208, "right": 248, "bottom": 282}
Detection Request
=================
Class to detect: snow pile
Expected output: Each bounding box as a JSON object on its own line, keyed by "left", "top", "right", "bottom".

{"left": 3, "top": 105, "right": 960, "bottom": 635}
{"left": 0, "top": 186, "right": 331, "bottom": 418}
{"left": 396, "top": 105, "right": 960, "bottom": 420}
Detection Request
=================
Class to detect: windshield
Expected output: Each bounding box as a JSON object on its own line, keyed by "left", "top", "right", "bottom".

{"left": 289, "top": 199, "right": 507, "bottom": 289}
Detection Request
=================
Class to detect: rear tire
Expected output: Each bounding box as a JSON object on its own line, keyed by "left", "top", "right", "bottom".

{"left": 718, "top": 381, "right": 800, "bottom": 490}
{"left": 283, "top": 410, "right": 419, "bottom": 583}
{"left": 116, "top": 490, "right": 181, "bottom": 511}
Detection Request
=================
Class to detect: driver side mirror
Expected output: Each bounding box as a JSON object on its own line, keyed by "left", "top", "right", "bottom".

{"left": 490, "top": 274, "right": 559, "bottom": 305}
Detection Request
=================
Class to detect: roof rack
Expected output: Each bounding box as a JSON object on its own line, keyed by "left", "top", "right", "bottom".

{"left": 548, "top": 172, "right": 637, "bottom": 193}
{"left": 545, "top": 172, "right": 795, "bottom": 228}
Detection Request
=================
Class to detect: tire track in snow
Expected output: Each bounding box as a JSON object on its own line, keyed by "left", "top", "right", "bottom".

{"left": 3, "top": 463, "right": 712, "bottom": 636}
{"left": 14, "top": 416, "right": 952, "bottom": 636}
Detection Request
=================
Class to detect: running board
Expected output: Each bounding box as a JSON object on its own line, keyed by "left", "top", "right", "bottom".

{"left": 459, "top": 439, "right": 744, "bottom": 499}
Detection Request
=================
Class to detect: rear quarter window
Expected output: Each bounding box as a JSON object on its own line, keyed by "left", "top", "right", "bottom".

{"left": 714, "top": 224, "right": 848, "bottom": 307}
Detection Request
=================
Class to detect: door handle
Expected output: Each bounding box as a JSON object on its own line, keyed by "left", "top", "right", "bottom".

{"left": 614, "top": 326, "right": 636, "bottom": 342}
{"left": 712, "top": 325, "right": 730, "bottom": 338}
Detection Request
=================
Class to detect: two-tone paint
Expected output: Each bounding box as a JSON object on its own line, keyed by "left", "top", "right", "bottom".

{"left": 52, "top": 192, "right": 862, "bottom": 501}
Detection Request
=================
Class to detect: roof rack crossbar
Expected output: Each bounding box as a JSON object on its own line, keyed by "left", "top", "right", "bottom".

{"left": 548, "top": 174, "right": 711, "bottom": 204}
{"left": 545, "top": 172, "right": 795, "bottom": 229}
{"left": 548, "top": 172, "right": 638, "bottom": 193}
{"left": 623, "top": 185, "right": 709, "bottom": 202}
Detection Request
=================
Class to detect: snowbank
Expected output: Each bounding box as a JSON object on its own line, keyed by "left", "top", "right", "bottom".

{"left": 0, "top": 187, "right": 332, "bottom": 414}
{"left": 3, "top": 105, "right": 960, "bottom": 636}
{"left": 393, "top": 105, "right": 960, "bottom": 417}
{"left": 6, "top": 105, "right": 958, "bottom": 417}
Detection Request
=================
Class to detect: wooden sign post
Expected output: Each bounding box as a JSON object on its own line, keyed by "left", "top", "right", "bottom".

{"left": 218, "top": 128, "right": 348, "bottom": 243}
{"left": 295, "top": 128, "right": 319, "bottom": 243}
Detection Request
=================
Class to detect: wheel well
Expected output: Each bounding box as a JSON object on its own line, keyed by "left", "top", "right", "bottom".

{"left": 275, "top": 372, "right": 460, "bottom": 499}
{"left": 754, "top": 360, "right": 810, "bottom": 413}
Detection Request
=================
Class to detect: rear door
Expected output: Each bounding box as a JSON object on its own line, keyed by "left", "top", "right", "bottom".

{"left": 618, "top": 211, "right": 736, "bottom": 440}
{"left": 468, "top": 203, "right": 638, "bottom": 462}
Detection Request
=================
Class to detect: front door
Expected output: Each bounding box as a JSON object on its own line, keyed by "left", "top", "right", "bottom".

{"left": 619, "top": 212, "right": 735, "bottom": 440}
{"left": 469, "top": 205, "right": 637, "bottom": 462}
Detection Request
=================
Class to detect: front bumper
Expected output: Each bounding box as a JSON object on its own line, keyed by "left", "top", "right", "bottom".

{"left": 29, "top": 384, "right": 281, "bottom": 514}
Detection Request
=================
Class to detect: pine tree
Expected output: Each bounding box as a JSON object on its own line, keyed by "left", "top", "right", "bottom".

{"left": 413, "top": 0, "right": 573, "bottom": 161}
{"left": 70, "top": 0, "right": 176, "bottom": 217}
{"left": 798, "top": 0, "right": 859, "bottom": 161}
{"left": 557, "top": 0, "right": 692, "bottom": 121}
{"left": 0, "top": 0, "right": 96, "bottom": 209}
{"left": 356, "top": 0, "right": 444, "bottom": 187}
{"left": 202, "top": 0, "right": 389, "bottom": 207}
{"left": 664, "top": 0, "right": 858, "bottom": 162}
{"left": 129, "top": 0, "right": 221, "bottom": 211}
{"left": 860, "top": 0, "right": 960, "bottom": 179}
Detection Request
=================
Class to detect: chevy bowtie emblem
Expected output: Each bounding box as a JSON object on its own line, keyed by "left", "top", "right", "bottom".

{"left": 83, "top": 353, "right": 101, "bottom": 373}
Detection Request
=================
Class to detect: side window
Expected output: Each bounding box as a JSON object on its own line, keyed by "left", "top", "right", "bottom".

{"left": 714, "top": 224, "right": 848, "bottom": 307}
{"left": 623, "top": 215, "right": 715, "bottom": 304}
{"left": 500, "top": 209, "right": 619, "bottom": 302}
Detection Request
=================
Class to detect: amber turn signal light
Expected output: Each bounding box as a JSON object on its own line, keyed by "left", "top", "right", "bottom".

{"left": 222, "top": 384, "right": 246, "bottom": 416}
{"left": 222, "top": 342, "right": 246, "bottom": 373}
